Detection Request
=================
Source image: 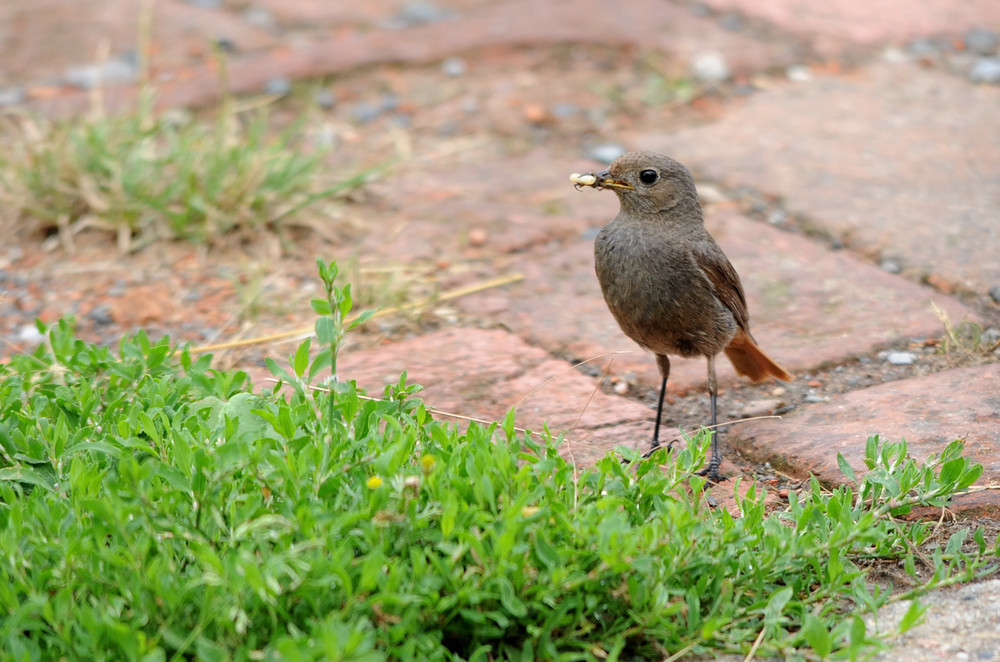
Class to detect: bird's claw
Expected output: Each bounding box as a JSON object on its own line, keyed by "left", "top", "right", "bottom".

{"left": 696, "top": 466, "right": 728, "bottom": 484}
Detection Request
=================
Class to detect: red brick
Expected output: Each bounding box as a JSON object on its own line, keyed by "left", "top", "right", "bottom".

{"left": 640, "top": 61, "right": 1000, "bottom": 295}
{"left": 700, "top": 0, "right": 1000, "bottom": 53}
{"left": 729, "top": 364, "right": 1000, "bottom": 516}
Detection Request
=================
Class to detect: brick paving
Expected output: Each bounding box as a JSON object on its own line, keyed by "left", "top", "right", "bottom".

{"left": 641, "top": 60, "right": 1000, "bottom": 295}
{"left": 2, "top": 0, "right": 1000, "bottom": 654}
{"left": 3, "top": 0, "right": 997, "bottom": 491}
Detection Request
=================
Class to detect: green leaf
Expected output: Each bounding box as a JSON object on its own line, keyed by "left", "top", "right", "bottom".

{"left": 315, "top": 316, "right": 337, "bottom": 345}
{"left": 764, "top": 586, "right": 793, "bottom": 621}
{"left": 957, "top": 463, "right": 983, "bottom": 490}
{"left": 837, "top": 453, "right": 857, "bottom": 483}
{"left": 292, "top": 338, "right": 311, "bottom": 378}
{"left": 802, "top": 613, "right": 832, "bottom": 658}
{"left": 898, "top": 600, "right": 926, "bottom": 633}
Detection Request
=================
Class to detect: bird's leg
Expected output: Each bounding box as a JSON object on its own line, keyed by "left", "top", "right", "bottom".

{"left": 698, "top": 354, "right": 727, "bottom": 482}
{"left": 642, "top": 355, "right": 671, "bottom": 459}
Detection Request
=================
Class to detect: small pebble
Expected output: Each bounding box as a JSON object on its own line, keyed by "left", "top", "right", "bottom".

{"left": 264, "top": 77, "right": 292, "bottom": 96}
{"left": 965, "top": 28, "right": 999, "bottom": 55}
{"left": 441, "top": 57, "right": 466, "bottom": 77}
{"left": 779, "top": 488, "right": 790, "bottom": 498}
{"left": 696, "top": 183, "right": 727, "bottom": 205}
{"left": 0, "top": 87, "right": 25, "bottom": 107}
{"left": 107, "top": 279, "right": 128, "bottom": 297}
{"left": 881, "top": 47, "right": 908, "bottom": 63}
{"left": 587, "top": 143, "right": 626, "bottom": 164}
{"left": 767, "top": 209, "right": 787, "bottom": 225}
{"left": 613, "top": 381, "right": 629, "bottom": 395}
{"left": 740, "top": 398, "right": 783, "bottom": 418}
{"left": 17, "top": 325, "right": 45, "bottom": 345}
{"left": 380, "top": 93, "right": 400, "bottom": 112}
{"left": 551, "top": 103, "right": 579, "bottom": 118}
{"left": 216, "top": 37, "right": 237, "bottom": 53}
{"left": 886, "top": 351, "right": 917, "bottom": 365}
{"left": 87, "top": 305, "right": 114, "bottom": 326}
{"left": 351, "top": 102, "right": 382, "bottom": 124}
{"left": 718, "top": 13, "right": 742, "bottom": 31}
{"left": 467, "top": 228, "right": 488, "bottom": 246}
{"left": 908, "top": 37, "right": 943, "bottom": 55}
{"left": 989, "top": 284, "right": 1000, "bottom": 304}
{"left": 523, "top": 103, "right": 550, "bottom": 124}
{"left": 970, "top": 57, "right": 1000, "bottom": 83}
{"left": 691, "top": 52, "right": 730, "bottom": 82}
{"left": 186, "top": 0, "right": 222, "bottom": 8}
{"left": 981, "top": 328, "right": 1000, "bottom": 347}
{"left": 64, "top": 57, "right": 138, "bottom": 89}
{"left": 880, "top": 258, "right": 902, "bottom": 274}
{"left": 786, "top": 64, "right": 812, "bottom": 82}
{"left": 689, "top": 3, "right": 711, "bottom": 17}
{"left": 314, "top": 88, "right": 337, "bottom": 109}
{"left": 243, "top": 5, "right": 275, "bottom": 29}
{"left": 383, "top": 1, "right": 454, "bottom": 28}
{"left": 803, "top": 395, "right": 828, "bottom": 404}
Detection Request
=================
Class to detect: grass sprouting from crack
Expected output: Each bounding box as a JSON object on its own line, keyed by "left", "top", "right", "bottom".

{"left": 0, "top": 92, "right": 373, "bottom": 252}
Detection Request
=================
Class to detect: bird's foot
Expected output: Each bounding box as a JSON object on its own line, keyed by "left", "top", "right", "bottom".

{"left": 641, "top": 439, "right": 674, "bottom": 460}
{"left": 696, "top": 464, "right": 728, "bottom": 484}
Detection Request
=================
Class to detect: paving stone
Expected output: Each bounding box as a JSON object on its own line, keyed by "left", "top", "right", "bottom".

{"left": 23, "top": 0, "right": 798, "bottom": 117}
{"left": 699, "top": 0, "right": 1000, "bottom": 55}
{"left": 0, "top": 0, "right": 275, "bottom": 87}
{"left": 638, "top": 60, "right": 1000, "bottom": 295}
{"left": 729, "top": 364, "right": 1000, "bottom": 515}
{"left": 456, "top": 205, "right": 978, "bottom": 392}
{"left": 338, "top": 327, "right": 659, "bottom": 464}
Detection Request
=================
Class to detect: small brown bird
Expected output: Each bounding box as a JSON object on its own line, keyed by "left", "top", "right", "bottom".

{"left": 572, "top": 151, "right": 791, "bottom": 481}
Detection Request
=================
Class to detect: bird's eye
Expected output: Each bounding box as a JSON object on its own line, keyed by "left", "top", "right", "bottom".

{"left": 639, "top": 169, "right": 658, "bottom": 185}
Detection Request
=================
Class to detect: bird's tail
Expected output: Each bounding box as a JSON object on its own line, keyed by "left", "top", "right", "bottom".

{"left": 724, "top": 330, "right": 792, "bottom": 383}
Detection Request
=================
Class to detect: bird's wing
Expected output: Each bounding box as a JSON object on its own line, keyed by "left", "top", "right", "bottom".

{"left": 692, "top": 240, "right": 751, "bottom": 334}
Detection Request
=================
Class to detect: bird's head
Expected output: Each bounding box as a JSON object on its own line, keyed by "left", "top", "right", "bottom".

{"left": 571, "top": 151, "right": 701, "bottom": 217}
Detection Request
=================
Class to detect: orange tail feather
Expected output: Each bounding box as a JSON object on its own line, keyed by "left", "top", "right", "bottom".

{"left": 724, "top": 330, "right": 792, "bottom": 383}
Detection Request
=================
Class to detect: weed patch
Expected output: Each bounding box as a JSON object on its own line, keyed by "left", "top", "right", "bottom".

{"left": 0, "top": 262, "right": 995, "bottom": 660}
{"left": 0, "top": 96, "right": 367, "bottom": 251}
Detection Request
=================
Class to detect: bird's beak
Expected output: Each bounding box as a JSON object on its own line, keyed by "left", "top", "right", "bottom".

{"left": 593, "top": 169, "right": 633, "bottom": 191}
{"left": 569, "top": 170, "right": 633, "bottom": 191}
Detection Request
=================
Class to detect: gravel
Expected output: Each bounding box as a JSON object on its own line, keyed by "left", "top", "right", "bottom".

{"left": 964, "top": 28, "right": 999, "bottom": 55}
{"left": 314, "top": 88, "right": 336, "bottom": 109}
{"left": 64, "top": 56, "right": 139, "bottom": 89}
{"left": 587, "top": 143, "right": 626, "bottom": 164}
{"left": 908, "top": 37, "right": 946, "bottom": 55}
{"left": 382, "top": 1, "right": 456, "bottom": 28}
{"left": 989, "top": 285, "right": 1000, "bottom": 304}
{"left": 87, "top": 305, "right": 114, "bottom": 327}
{"left": 880, "top": 258, "right": 903, "bottom": 274}
{"left": 786, "top": 64, "right": 812, "bottom": 82}
{"left": 691, "top": 52, "right": 730, "bottom": 82}
{"left": 243, "top": 5, "right": 275, "bottom": 30}
{"left": 870, "top": 579, "right": 1000, "bottom": 661}
{"left": 885, "top": 351, "right": 917, "bottom": 365}
{"left": 970, "top": 57, "right": 1000, "bottom": 84}
{"left": 16, "top": 325, "right": 44, "bottom": 346}
{"left": 441, "top": 57, "right": 466, "bottom": 77}
{"left": 0, "top": 87, "right": 25, "bottom": 107}
{"left": 264, "top": 77, "right": 292, "bottom": 96}
{"left": 717, "top": 13, "right": 742, "bottom": 31}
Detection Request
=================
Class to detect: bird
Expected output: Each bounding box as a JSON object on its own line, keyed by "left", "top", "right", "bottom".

{"left": 571, "top": 151, "right": 791, "bottom": 481}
